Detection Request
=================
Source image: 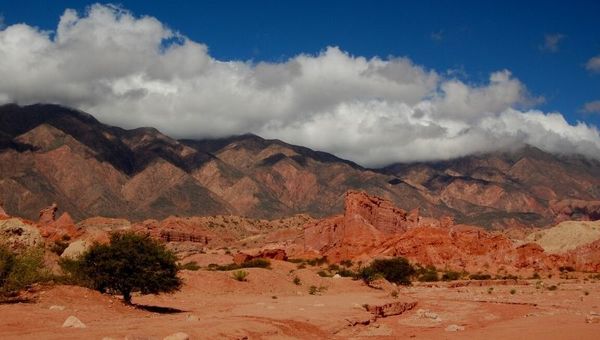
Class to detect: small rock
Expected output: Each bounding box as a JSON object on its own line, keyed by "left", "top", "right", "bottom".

{"left": 49, "top": 305, "right": 65, "bottom": 311}
{"left": 163, "top": 332, "right": 189, "bottom": 340}
{"left": 186, "top": 314, "right": 199, "bottom": 322}
{"left": 62, "top": 316, "right": 86, "bottom": 328}
{"left": 586, "top": 313, "right": 600, "bottom": 324}
{"left": 445, "top": 324, "right": 465, "bottom": 332}
{"left": 333, "top": 274, "right": 341, "bottom": 279}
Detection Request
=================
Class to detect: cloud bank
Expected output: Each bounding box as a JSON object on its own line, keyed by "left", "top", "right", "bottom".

{"left": 1, "top": 4, "right": 600, "bottom": 166}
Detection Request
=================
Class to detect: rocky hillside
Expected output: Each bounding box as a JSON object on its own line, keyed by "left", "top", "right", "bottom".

{"left": 1, "top": 103, "right": 599, "bottom": 227}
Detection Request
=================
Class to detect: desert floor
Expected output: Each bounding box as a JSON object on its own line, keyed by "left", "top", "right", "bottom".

{"left": 1, "top": 258, "right": 600, "bottom": 339}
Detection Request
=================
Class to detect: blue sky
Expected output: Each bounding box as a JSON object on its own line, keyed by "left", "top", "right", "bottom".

{"left": 2, "top": 1, "right": 599, "bottom": 125}
{"left": 0, "top": 1, "right": 599, "bottom": 164}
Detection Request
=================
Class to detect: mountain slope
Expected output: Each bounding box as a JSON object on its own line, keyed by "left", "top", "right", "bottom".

{"left": 0, "top": 103, "right": 599, "bottom": 227}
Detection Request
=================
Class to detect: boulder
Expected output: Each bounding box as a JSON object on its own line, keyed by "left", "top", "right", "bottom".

{"left": 365, "top": 300, "right": 417, "bottom": 318}
{"left": 62, "top": 316, "right": 86, "bottom": 328}
{"left": 61, "top": 240, "right": 91, "bottom": 259}
{"left": 0, "top": 218, "right": 43, "bottom": 251}
{"left": 233, "top": 248, "right": 287, "bottom": 265}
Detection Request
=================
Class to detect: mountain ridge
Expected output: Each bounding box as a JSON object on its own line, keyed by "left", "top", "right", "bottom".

{"left": 1, "top": 103, "right": 599, "bottom": 227}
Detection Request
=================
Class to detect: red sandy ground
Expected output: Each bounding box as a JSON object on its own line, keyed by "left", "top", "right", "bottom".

{"left": 1, "top": 258, "right": 600, "bottom": 339}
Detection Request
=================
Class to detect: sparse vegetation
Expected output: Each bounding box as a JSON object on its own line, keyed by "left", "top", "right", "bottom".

{"left": 308, "top": 285, "right": 327, "bottom": 295}
{"left": 0, "top": 247, "right": 50, "bottom": 297}
{"left": 357, "top": 257, "right": 415, "bottom": 285}
{"left": 469, "top": 273, "right": 492, "bottom": 280}
{"left": 60, "top": 232, "right": 182, "bottom": 304}
{"left": 293, "top": 276, "right": 301, "bottom": 285}
{"left": 49, "top": 240, "right": 70, "bottom": 255}
{"left": 207, "top": 258, "right": 271, "bottom": 271}
{"left": 232, "top": 270, "right": 249, "bottom": 282}
{"left": 340, "top": 260, "right": 353, "bottom": 267}
{"left": 559, "top": 266, "right": 575, "bottom": 273}
{"left": 178, "top": 261, "right": 201, "bottom": 271}
{"left": 416, "top": 265, "right": 439, "bottom": 282}
{"left": 510, "top": 289, "right": 516, "bottom": 295}
{"left": 390, "top": 290, "right": 399, "bottom": 298}
{"left": 442, "top": 271, "right": 461, "bottom": 281}
{"left": 488, "top": 287, "right": 494, "bottom": 294}
{"left": 547, "top": 285, "right": 558, "bottom": 291}
{"left": 317, "top": 270, "right": 332, "bottom": 278}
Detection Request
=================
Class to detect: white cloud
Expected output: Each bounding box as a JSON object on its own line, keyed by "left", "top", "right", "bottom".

{"left": 586, "top": 55, "right": 600, "bottom": 73}
{"left": 539, "top": 33, "right": 565, "bottom": 53}
{"left": 0, "top": 4, "right": 599, "bottom": 166}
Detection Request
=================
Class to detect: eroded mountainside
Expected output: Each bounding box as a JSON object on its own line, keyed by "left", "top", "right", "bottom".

{"left": 1, "top": 103, "right": 599, "bottom": 227}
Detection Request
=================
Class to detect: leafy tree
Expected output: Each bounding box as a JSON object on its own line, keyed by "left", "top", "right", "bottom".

{"left": 74, "top": 232, "right": 182, "bottom": 304}
{"left": 359, "top": 257, "right": 416, "bottom": 286}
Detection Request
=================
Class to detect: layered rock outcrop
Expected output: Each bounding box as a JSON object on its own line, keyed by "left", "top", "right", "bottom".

{"left": 299, "top": 191, "right": 600, "bottom": 273}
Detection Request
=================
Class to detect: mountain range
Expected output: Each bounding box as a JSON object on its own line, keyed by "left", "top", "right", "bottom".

{"left": 1, "top": 103, "right": 599, "bottom": 228}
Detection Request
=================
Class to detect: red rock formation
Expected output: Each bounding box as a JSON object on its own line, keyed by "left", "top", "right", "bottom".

{"left": 551, "top": 199, "right": 600, "bottom": 222}
{"left": 0, "top": 201, "right": 8, "bottom": 219}
{"left": 38, "top": 203, "right": 58, "bottom": 225}
{"left": 233, "top": 248, "right": 288, "bottom": 265}
{"left": 298, "top": 190, "right": 600, "bottom": 273}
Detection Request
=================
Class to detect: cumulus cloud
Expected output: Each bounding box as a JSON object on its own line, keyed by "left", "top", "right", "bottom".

{"left": 587, "top": 55, "right": 600, "bottom": 73}
{"left": 0, "top": 4, "right": 599, "bottom": 166}
{"left": 539, "top": 33, "right": 565, "bottom": 53}
{"left": 582, "top": 101, "right": 600, "bottom": 114}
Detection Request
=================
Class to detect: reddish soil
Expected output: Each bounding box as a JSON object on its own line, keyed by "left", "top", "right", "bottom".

{"left": 1, "top": 258, "right": 599, "bottom": 339}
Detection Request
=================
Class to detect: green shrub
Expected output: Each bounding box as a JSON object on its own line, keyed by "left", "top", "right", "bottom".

{"left": 531, "top": 272, "right": 541, "bottom": 280}
{"left": 328, "top": 264, "right": 340, "bottom": 271}
{"left": 293, "top": 276, "right": 301, "bottom": 285}
{"left": 340, "top": 260, "right": 353, "bottom": 267}
{"left": 510, "top": 289, "right": 516, "bottom": 295}
{"left": 317, "top": 270, "right": 332, "bottom": 278}
{"left": 308, "top": 285, "right": 327, "bottom": 295}
{"left": 469, "top": 273, "right": 492, "bottom": 280}
{"left": 416, "top": 266, "right": 438, "bottom": 282}
{"left": 0, "top": 246, "right": 16, "bottom": 288}
{"left": 62, "top": 232, "right": 181, "bottom": 304}
{"left": 50, "top": 240, "right": 70, "bottom": 256}
{"left": 358, "top": 257, "right": 415, "bottom": 285}
{"left": 1, "top": 247, "right": 50, "bottom": 294}
{"left": 306, "top": 257, "right": 328, "bottom": 266}
{"left": 547, "top": 285, "right": 558, "bottom": 291}
{"left": 178, "top": 261, "right": 200, "bottom": 271}
{"left": 208, "top": 258, "right": 271, "bottom": 271}
{"left": 441, "top": 271, "right": 461, "bottom": 281}
{"left": 232, "top": 270, "right": 249, "bottom": 282}
{"left": 337, "top": 268, "right": 356, "bottom": 277}
{"left": 559, "top": 266, "right": 575, "bottom": 273}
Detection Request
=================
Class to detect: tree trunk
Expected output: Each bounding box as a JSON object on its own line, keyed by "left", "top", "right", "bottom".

{"left": 123, "top": 290, "right": 132, "bottom": 304}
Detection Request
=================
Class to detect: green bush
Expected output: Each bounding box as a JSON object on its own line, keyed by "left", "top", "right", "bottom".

{"left": 469, "top": 273, "right": 492, "bottom": 280}
{"left": 416, "top": 266, "right": 438, "bottom": 282}
{"left": 337, "top": 268, "right": 356, "bottom": 277}
{"left": 178, "top": 261, "right": 200, "bottom": 271}
{"left": 0, "top": 246, "right": 16, "bottom": 288}
{"left": 62, "top": 232, "right": 181, "bottom": 304}
{"left": 317, "top": 270, "right": 332, "bottom": 278}
{"left": 340, "top": 260, "right": 353, "bottom": 268}
{"left": 441, "top": 271, "right": 461, "bottom": 281}
{"left": 50, "top": 240, "right": 70, "bottom": 256}
{"left": 207, "top": 258, "right": 271, "bottom": 271}
{"left": 358, "top": 257, "right": 415, "bottom": 286}
{"left": 232, "top": 270, "right": 249, "bottom": 281}
{"left": 1, "top": 247, "right": 50, "bottom": 295}
{"left": 293, "top": 276, "right": 301, "bottom": 285}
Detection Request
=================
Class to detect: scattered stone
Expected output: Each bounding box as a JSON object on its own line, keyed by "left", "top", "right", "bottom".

{"left": 445, "top": 324, "right": 465, "bottom": 332}
{"left": 332, "top": 274, "right": 341, "bottom": 279}
{"left": 49, "top": 305, "right": 66, "bottom": 311}
{"left": 586, "top": 312, "right": 600, "bottom": 323}
{"left": 163, "top": 332, "right": 189, "bottom": 340}
{"left": 365, "top": 300, "right": 417, "bottom": 318}
{"left": 62, "top": 316, "right": 86, "bottom": 328}
{"left": 186, "top": 314, "right": 199, "bottom": 322}
{"left": 416, "top": 309, "right": 442, "bottom": 322}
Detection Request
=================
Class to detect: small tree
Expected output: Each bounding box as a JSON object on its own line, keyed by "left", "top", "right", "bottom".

{"left": 76, "top": 232, "right": 182, "bottom": 304}
{"left": 359, "top": 257, "right": 416, "bottom": 286}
